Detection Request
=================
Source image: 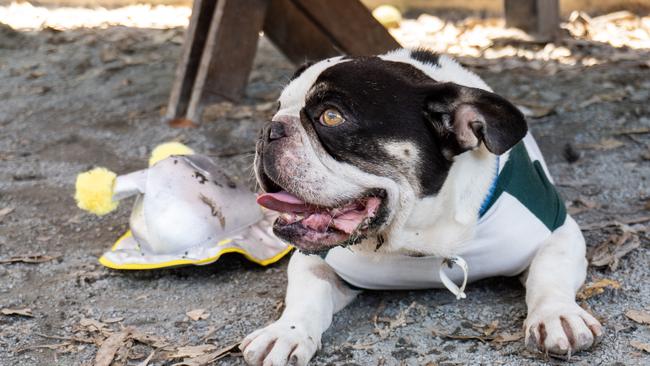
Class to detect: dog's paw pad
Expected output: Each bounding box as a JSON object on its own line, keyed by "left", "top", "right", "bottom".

{"left": 525, "top": 302, "right": 602, "bottom": 356}
{"left": 241, "top": 322, "right": 318, "bottom": 366}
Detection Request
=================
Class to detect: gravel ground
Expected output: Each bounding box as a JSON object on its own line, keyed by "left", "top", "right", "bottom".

{"left": 0, "top": 20, "right": 649, "bottom": 366}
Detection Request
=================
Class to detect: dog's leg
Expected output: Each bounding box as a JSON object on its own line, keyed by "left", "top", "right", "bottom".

{"left": 523, "top": 215, "right": 603, "bottom": 356}
{"left": 241, "top": 251, "right": 359, "bottom": 366}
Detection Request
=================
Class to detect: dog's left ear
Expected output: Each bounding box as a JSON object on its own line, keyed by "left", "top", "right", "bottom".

{"left": 423, "top": 82, "right": 527, "bottom": 155}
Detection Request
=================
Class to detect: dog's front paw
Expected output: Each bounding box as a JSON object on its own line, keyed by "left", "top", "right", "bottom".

{"left": 241, "top": 321, "right": 319, "bottom": 366}
{"left": 525, "top": 302, "right": 603, "bottom": 357}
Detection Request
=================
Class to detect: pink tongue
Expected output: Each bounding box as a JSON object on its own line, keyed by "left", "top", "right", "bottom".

{"left": 257, "top": 191, "right": 310, "bottom": 213}
{"left": 258, "top": 193, "right": 382, "bottom": 235}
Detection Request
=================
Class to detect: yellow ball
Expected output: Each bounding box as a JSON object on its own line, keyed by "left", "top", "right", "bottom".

{"left": 75, "top": 167, "right": 118, "bottom": 216}
{"left": 149, "top": 142, "right": 194, "bottom": 166}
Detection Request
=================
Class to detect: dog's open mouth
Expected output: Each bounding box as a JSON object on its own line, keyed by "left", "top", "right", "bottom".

{"left": 257, "top": 190, "right": 385, "bottom": 253}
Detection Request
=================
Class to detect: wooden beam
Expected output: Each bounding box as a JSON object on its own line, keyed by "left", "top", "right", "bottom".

{"left": 185, "top": 0, "right": 269, "bottom": 122}
{"left": 165, "top": 0, "right": 398, "bottom": 124}
{"left": 504, "top": 0, "right": 559, "bottom": 40}
{"left": 164, "top": 0, "right": 218, "bottom": 121}
{"left": 263, "top": 0, "right": 340, "bottom": 64}
{"left": 292, "top": 0, "right": 400, "bottom": 56}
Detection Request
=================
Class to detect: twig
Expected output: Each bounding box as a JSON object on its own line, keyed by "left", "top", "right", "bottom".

{"left": 35, "top": 332, "right": 95, "bottom": 344}
{"left": 581, "top": 215, "right": 650, "bottom": 230}
{"left": 614, "top": 127, "right": 650, "bottom": 136}
{"left": 15, "top": 342, "right": 71, "bottom": 353}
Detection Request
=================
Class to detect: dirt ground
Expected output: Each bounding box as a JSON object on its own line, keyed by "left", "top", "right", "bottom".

{"left": 1, "top": 11, "right": 650, "bottom": 366}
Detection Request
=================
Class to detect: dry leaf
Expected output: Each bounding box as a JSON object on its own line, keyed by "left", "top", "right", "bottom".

{"left": 614, "top": 127, "right": 650, "bottom": 136}
{"left": 472, "top": 320, "right": 499, "bottom": 336}
{"left": 630, "top": 340, "right": 650, "bottom": 353}
{"left": 433, "top": 327, "right": 524, "bottom": 346}
{"left": 0, "top": 207, "right": 14, "bottom": 221}
{"left": 94, "top": 329, "right": 131, "bottom": 366}
{"left": 517, "top": 104, "right": 555, "bottom": 118}
{"left": 202, "top": 102, "right": 233, "bottom": 121}
{"left": 345, "top": 340, "right": 381, "bottom": 350}
{"left": 137, "top": 351, "right": 156, "bottom": 366}
{"left": 577, "top": 278, "right": 621, "bottom": 300}
{"left": 0, "top": 254, "right": 59, "bottom": 264}
{"left": 79, "top": 318, "right": 108, "bottom": 332}
{"left": 171, "top": 343, "right": 240, "bottom": 366}
{"left": 170, "top": 344, "right": 218, "bottom": 359}
{"left": 186, "top": 309, "right": 210, "bottom": 321}
{"left": 567, "top": 197, "right": 599, "bottom": 215}
{"left": 35, "top": 332, "right": 95, "bottom": 344}
{"left": 493, "top": 331, "right": 524, "bottom": 343}
{"left": 1, "top": 308, "right": 33, "bottom": 317}
{"left": 588, "top": 225, "right": 640, "bottom": 270}
{"left": 130, "top": 329, "right": 168, "bottom": 348}
{"left": 579, "top": 90, "right": 627, "bottom": 109}
{"left": 15, "top": 342, "right": 71, "bottom": 353}
{"left": 483, "top": 320, "right": 499, "bottom": 336}
{"left": 168, "top": 118, "right": 198, "bottom": 128}
{"left": 274, "top": 299, "right": 285, "bottom": 314}
{"left": 115, "top": 338, "right": 133, "bottom": 364}
{"left": 101, "top": 316, "right": 124, "bottom": 324}
{"left": 582, "top": 216, "right": 650, "bottom": 231}
{"left": 625, "top": 310, "right": 650, "bottom": 325}
{"left": 579, "top": 138, "right": 624, "bottom": 151}
{"left": 255, "top": 102, "right": 276, "bottom": 112}
{"left": 431, "top": 328, "right": 494, "bottom": 343}
{"left": 229, "top": 106, "right": 254, "bottom": 119}
{"left": 375, "top": 301, "right": 417, "bottom": 330}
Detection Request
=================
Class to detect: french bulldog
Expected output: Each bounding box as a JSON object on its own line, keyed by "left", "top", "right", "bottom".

{"left": 241, "top": 49, "right": 602, "bottom": 365}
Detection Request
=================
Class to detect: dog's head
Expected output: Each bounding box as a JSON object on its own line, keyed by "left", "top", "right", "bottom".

{"left": 255, "top": 49, "right": 526, "bottom": 253}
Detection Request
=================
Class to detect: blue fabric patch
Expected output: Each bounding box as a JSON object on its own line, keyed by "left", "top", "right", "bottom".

{"left": 478, "top": 156, "right": 500, "bottom": 218}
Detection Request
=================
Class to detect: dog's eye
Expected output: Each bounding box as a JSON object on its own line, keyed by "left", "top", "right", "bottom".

{"left": 319, "top": 108, "right": 345, "bottom": 126}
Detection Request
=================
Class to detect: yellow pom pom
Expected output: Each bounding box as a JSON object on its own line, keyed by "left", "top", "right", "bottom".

{"left": 75, "top": 167, "right": 118, "bottom": 216}
{"left": 149, "top": 142, "right": 194, "bottom": 166}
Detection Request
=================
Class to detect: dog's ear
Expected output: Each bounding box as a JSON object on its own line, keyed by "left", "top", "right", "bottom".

{"left": 423, "top": 82, "right": 527, "bottom": 156}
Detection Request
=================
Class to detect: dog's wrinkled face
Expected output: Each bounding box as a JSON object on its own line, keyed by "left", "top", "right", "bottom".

{"left": 255, "top": 50, "right": 526, "bottom": 253}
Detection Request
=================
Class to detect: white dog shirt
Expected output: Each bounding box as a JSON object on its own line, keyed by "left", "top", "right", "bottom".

{"left": 323, "top": 134, "right": 567, "bottom": 293}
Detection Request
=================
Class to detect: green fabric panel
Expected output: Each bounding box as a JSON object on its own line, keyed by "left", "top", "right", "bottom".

{"left": 481, "top": 142, "right": 567, "bottom": 231}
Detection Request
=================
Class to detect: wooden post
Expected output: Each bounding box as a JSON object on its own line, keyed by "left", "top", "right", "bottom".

{"left": 504, "top": 0, "right": 559, "bottom": 41}
{"left": 165, "top": 0, "right": 218, "bottom": 121}
{"left": 263, "top": 0, "right": 340, "bottom": 64}
{"left": 293, "top": 0, "right": 401, "bottom": 55}
{"left": 185, "top": 0, "right": 269, "bottom": 122}
{"left": 164, "top": 0, "right": 399, "bottom": 124}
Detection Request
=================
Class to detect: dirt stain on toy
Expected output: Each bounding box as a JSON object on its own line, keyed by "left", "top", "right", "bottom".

{"left": 193, "top": 171, "right": 208, "bottom": 184}
{"left": 199, "top": 193, "right": 226, "bottom": 229}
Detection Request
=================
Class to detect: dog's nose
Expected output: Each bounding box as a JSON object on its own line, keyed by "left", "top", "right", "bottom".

{"left": 268, "top": 121, "right": 286, "bottom": 141}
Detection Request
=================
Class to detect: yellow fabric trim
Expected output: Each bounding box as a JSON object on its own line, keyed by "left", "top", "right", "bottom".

{"left": 217, "top": 239, "right": 232, "bottom": 246}
{"left": 111, "top": 230, "right": 132, "bottom": 250}
{"left": 99, "top": 231, "right": 293, "bottom": 270}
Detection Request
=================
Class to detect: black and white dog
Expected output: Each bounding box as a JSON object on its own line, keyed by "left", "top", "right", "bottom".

{"left": 241, "top": 49, "right": 602, "bottom": 365}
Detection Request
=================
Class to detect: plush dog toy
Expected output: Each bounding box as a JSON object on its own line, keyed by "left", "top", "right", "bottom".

{"left": 75, "top": 142, "right": 291, "bottom": 269}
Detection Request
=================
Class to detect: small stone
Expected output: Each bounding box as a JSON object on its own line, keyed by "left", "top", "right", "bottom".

{"left": 372, "top": 5, "right": 402, "bottom": 28}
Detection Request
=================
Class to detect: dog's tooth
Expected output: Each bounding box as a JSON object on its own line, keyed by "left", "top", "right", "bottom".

{"left": 279, "top": 213, "right": 292, "bottom": 223}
